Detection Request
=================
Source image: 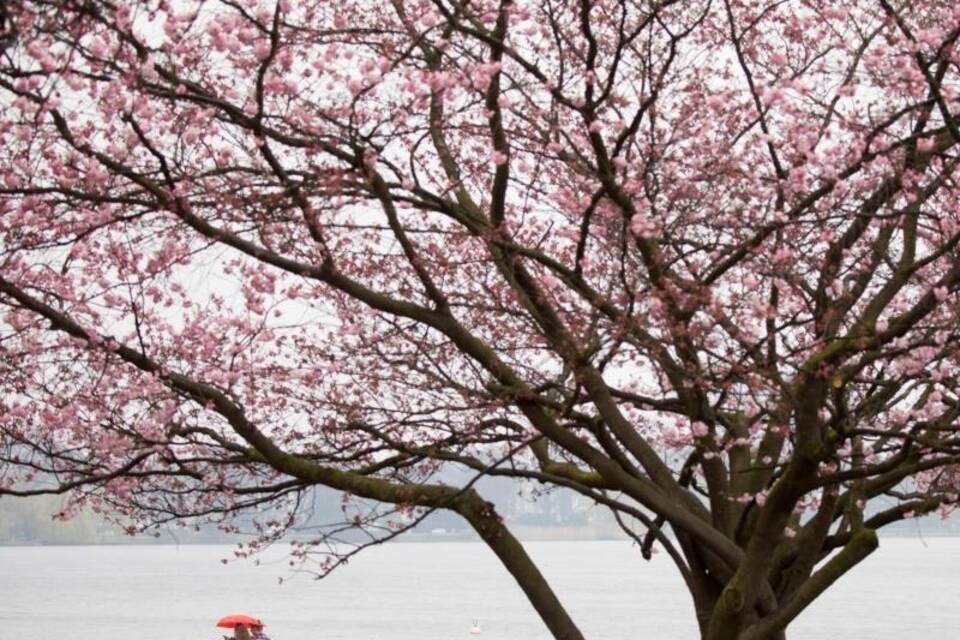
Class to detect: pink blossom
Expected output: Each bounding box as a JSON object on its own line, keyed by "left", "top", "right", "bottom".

{"left": 254, "top": 40, "right": 272, "bottom": 59}
{"left": 491, "top": 150, "right": 509, "bottom": 166}
{"left": 629, "top": 213, "right": 659, "bottom": 238}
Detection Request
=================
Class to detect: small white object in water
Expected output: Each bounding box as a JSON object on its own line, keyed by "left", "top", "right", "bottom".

{"left": 469, "top": 619, "right": 482, "bottom": 635}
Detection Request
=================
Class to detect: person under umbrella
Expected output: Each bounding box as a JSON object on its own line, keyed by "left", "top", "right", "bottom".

{"left": 216, "top": 614, "right": 271, "bottom": 640}
{"left": 233, "top": 624, "right": 271, "bottom": 640}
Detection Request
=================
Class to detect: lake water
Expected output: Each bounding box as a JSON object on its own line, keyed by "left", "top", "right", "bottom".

{"left": 0, "top": 538, "right": 958, "bottom": 639}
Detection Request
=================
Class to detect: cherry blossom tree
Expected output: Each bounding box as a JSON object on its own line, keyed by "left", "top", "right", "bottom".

{"left": 2, "top": 1, "right": 960, "bottom": 638}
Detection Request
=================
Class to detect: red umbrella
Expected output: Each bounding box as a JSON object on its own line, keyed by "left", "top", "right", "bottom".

{"left": 216, "top": 614, "right": 264, "bottom": 629}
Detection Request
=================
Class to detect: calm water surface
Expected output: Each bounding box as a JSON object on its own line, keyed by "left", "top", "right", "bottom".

{"left": 1, "top": 538, "right": 958, "bottom": 639}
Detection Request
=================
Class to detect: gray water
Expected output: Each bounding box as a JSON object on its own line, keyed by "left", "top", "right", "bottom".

{"left": 0, "top": 538, "right": 957, "bottom": 639}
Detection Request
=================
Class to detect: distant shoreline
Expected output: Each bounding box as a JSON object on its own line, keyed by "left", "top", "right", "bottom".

{"left": 3, "top": 528, "right": 958, "bottom": 548}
